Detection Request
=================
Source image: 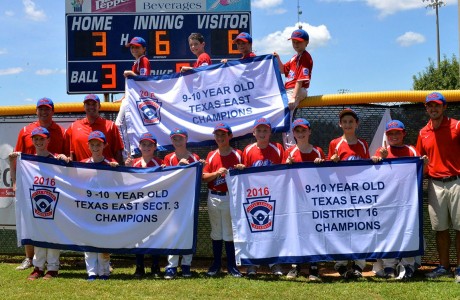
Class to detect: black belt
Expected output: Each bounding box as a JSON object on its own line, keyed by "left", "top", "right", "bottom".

{"left": 210, "top": 190, "right": 227, "bottom": 196}
{"left": 430, "top": 175, "right": 460, "bottom": 183}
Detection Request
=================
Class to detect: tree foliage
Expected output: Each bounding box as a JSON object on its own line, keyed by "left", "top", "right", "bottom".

{"left": 412, "top": 54, "right": 459, "bottom": 90}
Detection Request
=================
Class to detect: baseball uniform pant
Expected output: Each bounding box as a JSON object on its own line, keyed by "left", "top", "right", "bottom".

{"left": 283, "top": 88, "right": 308, "bottom": 149}
{"left": 207, "top": 191, "right": 233, "bottom": 241}
{"left": 33, "top": 246, "right": 60, "bottom": 271}
{"left": 85, "top": 252, "right": 110, "bottom": 276}
{"left": 166, "top": 254, "right": 193, "bottom": 268}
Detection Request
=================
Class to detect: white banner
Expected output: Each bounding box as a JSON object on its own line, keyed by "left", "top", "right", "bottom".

{"left": 124, "top": 54, "right": 289, "bottom": 152}
{"left": 227, "top": 158, "right": 424, "bottom": 265}
{"left": 15, "top": 154, "right": 202, "bottom": 254}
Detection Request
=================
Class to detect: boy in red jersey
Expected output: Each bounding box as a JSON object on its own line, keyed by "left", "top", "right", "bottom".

{"left": 238, "top": 117, "right": 284, "bottom": 277}
{"left": 202, "top": 123, "right": 243, "bottom": 278}
{"left": 284, "top": 118, "right": 325, "bottom": 164}
{"left": 14, "top": 97, "right": 66, "bottom": 271}
{"left": 123, "top": 36, "right": 151, "bottom": 77}
{"left": 371, "top": 120, "right": 428, "bottom": 280}
{"left": 9, "top": 127, "right": 68, "bottom": 280}
{"left": 328, "top": 108, "right": 369, "bottom": 279}
{"left": 416, "top": 92, "right": 460, "bottom": 283}
{"left": 329, "top": 108, "right": 369, "bottom": 162}
{"left": 221, "top": 32, "right": 256, "bottom": 63}
{"left": 163, "top": 128, "right": 200, "bottom": 279}
{"left": 274, "top": 28, "right": 313, "bottom": 148}
{"left": 283, "top": 118, "right": 324, "bottom": 281}
{"left": 81, "top": 131, "right": 118, "bottom": 281}
{"left": 181, "top": 33, "right": 212, "bottom": 72}
{"left": 125, "top": 132, "right": 162, "bottom": 278}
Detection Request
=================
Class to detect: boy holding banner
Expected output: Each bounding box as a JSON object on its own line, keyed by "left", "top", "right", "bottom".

{"left": 283, "top": 118, "right": 325, "bottom": 280}
{"left": 181, "top": 33, "right": 212, "bottom": 72}
{"left": 202, "top": 123, "right": 243, "bottom": 278}
{"left": 81, "top": 131, "right": 118, "bottom": 281}
{"left": 125, "top": 132, "right": 162, "bottom": 279}
{"left": 274, "top": 28, "right": 313, "bottom": 148}
{"left": 371, "top": 120, "right": 428, "bottom": 279}
{"left": 163, "top": 128, "right": 201, "bottom": 279}
{"left": 328, "top": 108, "right": 369, "bottom": 279}
{"left": 9, "top": 127, "right": 69, "bottom": 280}
{"left": 239, "top": 117, "right": 285, "bottom": 277}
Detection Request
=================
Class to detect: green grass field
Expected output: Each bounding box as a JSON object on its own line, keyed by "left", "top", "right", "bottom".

{"left": 0, "top": 256, "right": 459, "bottom": 300}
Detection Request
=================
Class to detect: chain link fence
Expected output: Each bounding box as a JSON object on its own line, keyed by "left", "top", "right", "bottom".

{"left": 2, "top": 102, "right": 459, "bottom": 265}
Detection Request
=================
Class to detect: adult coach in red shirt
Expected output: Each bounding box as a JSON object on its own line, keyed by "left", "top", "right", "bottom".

{"left": 65, "top": 94, "right": 124, "bottom": 164}
{"left": 14, "top": 97, "right": 65, "bottom": 271}
{"left": 416, "top": 92, "right": 460, "bottom": 283}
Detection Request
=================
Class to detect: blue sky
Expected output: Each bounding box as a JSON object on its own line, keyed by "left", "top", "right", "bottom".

{"left": 0, "top": 0, "right": 458, "bottom": 106}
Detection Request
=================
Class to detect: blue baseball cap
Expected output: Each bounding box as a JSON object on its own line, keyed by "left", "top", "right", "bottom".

{"left": 425, "top": 92, "right": 446, "bottom": 105}
{"left": 126, "top": 37, "right": 146, "bottom": 47}
{"left": 213, "top": 122, "right": 232, "bottom": 134}
{"left": 170, "top": 128, "right": 188, "bottom": 138}
{"left": 253, "top": 118, "right": 271, "bottom": 129}
{"left": 84, "top": 94, "right": 100, "bottom": 103}
{"left": 292, "top": 118, "right": 311, "bottom": 129}
{"left": 385, "top": 120, "right": 405, "bottom": 132}
{"left": 36, "top": 97, "right": 54, "bottom": 110}
{"left": 289, "top": 29, "right": 309, "bottom": 42}
{"left": 233, "top": 32, "right": 252, "bottom": 44}
{"left": 339, "top": 108, "right": 359, "bottom": 121}
{"left": 139, "top": 132, "right": 157, "bottom": 144}
{"left": 88, "top": 131, "right": 106, "bottom": 143}
{"left": 31, "top": 127, "right": 50, "bottom": 138}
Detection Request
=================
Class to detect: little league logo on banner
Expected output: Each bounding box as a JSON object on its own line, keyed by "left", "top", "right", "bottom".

{"left": 15, "top": 154, "right": 202, "bottom": 255}
{"left": 30, "top": 185, "right": 60, "bottom": 220}
{"left": 137, "top": 96, "right": 162, "bottom": 126}
{"left": 227, "top": 157, "right": 424, "bottom": 266}
{"left": 124, "top": 54, "right": 289, "bottom": 152}
{"left": 243, "top": 196, "right": 276, "bottom": 232}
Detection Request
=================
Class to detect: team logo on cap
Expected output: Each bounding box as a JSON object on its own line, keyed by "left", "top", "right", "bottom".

{"left": 244, "top": 196, "right": 276, "bottom": 233}
{"left": 136, "top": 97, "right": 162, "bottom": 126}
{"left": 29, "top": 185, "right": 60, "bottom": 220}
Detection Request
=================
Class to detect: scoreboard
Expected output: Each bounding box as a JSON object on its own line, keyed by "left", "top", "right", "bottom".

{"left": 66, "top": 6, "right": 251, "bottom": 94}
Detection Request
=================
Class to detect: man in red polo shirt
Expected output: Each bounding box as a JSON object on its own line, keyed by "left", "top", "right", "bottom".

{"left": 64, "top": 94, "right": 124, "bottom": 164}
{"left": 14, "top": 97, "right": 65, "bottom": 270}
{"left": 416, "top": 92, "right": 460, "bottom": 283}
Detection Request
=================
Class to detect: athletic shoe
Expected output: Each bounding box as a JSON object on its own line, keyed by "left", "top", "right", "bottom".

{"left": 246, "top": 265, "right": 257, "bottom": 277}
{"left": 151, "top": 265, "right": 161, "bottom": 278}
{"left": 336, "top": 265, "right": 348, "bottom": 278}
{"left": 43, "top": 271, "right": 58, "bottom": 280}
{"left": 181, "top": 265, "right": 192, "bottom": 278}
{"left": 206, "top": 264, "right": 221, "bottom": 277}
{"left": 17, "top": 258, "right": 32, "bottom": 270}
{"left": 455, "top": 267, "right": 460, "bottom": 283}
{"left": 426, "top": 265, "right": 449, "bottom": 278}
{"left": 345, "top": 265, "right": 363, "bottom": 279}
{"left": 286, "top": 266, "right": 299, "bottom": 279}
{"left": 308, "top": 264, "right": 321, "bottom": 282}
{"left": 99, "top": 275, "right": 109, "bottom": 280}
{"left": 164, "top": 267, "right": 177, "bottom": 279}
{"left": 134, "top": 266, "right": 145, "bottom": 278}
{"left": 403, "top": 265, "right": 414, "bottom": 279}
{"left": 87, "top": 275, "right": 97, "bottom": 281}
{"left": 271, "top": 264, "right": 283, "bottom": 276}
{"left": 27, "top": 268, "right": 44, "bottom": 280}
{"left": 228, "top": 266, "right": 242, "bottom": 278}
{"left": 384, "top": 267, "right": 395, "bottom": 279}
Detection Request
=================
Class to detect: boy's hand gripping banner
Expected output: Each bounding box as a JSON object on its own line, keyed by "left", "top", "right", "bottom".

{"left": 15, "top": 154, "right": 202, "bottom": 255}
{"left": 227, "top": 158, "right": 424, "bottom": 265}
